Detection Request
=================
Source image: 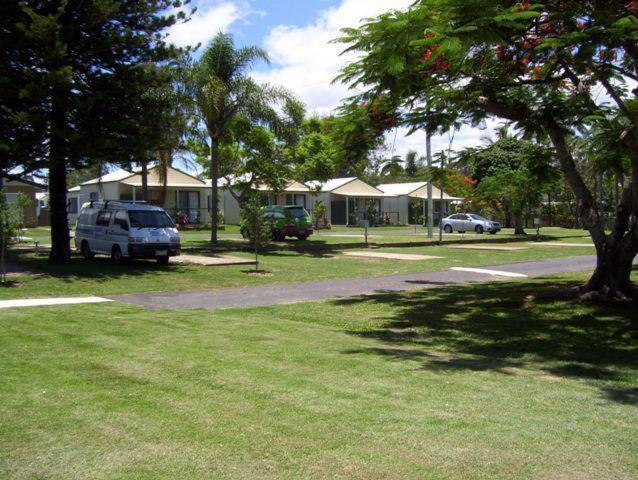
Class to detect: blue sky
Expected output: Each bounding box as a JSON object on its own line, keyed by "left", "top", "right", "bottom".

{"left": 167, "top": 0, "right": 496, "bottom": 171}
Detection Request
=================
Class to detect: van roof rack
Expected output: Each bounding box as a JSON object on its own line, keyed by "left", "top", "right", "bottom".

{"left": 88, "top": 199, "right": 149, "bottom": 209}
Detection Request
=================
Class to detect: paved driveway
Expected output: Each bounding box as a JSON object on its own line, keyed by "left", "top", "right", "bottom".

{"left": 112, "top": 255, "right": 598, "bottom": 311}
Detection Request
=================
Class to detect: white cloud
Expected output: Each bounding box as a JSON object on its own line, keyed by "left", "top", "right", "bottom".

{"left": 254, "top": 0, "right": 413, "bottom": 115}
{"left": 166, "top": 1, "right": 259, "bottom": 48}
{"left": 391, "top": 119, "right": 504, "bottom": 161}
{"left": 255, "top": 0, "right": 494, "bottom": 158}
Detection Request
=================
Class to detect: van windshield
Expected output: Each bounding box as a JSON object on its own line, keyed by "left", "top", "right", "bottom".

{"left": 128, "top": 210, "right": 174, "bottom": 228}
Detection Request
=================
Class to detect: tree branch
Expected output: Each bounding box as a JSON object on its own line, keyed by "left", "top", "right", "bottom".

{"left": 596, "top": 72, "right": 632, "bottom": 118}
{"left": 541, "top": 117, "right": 606, "bottom": 248}
{"left": 476, "top": 97, "right": 530, "bottom": 122}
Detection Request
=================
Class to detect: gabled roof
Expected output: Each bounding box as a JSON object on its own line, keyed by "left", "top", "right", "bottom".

{"left": 80, "top": 165, "right": 206, "bottom": 188}
{"left": 306, "top": 177, "right": 357, "bottom": 192}
{"left": 377, "top": 182, "right": 427, "bottom": 196}
{"left": 378, "top": 181, "right": 462, "bottom": 201}
{"left": 216, "top": 177, "right": 311, "bottom": 193}
{"left": 2, "top": 174, "right": 46, "bottom": 190}
{"left": 256, "top": 180, "right": 310, "bottom": 193}
{"left": 81, "top": 169, "right": 135, "bottom": 185}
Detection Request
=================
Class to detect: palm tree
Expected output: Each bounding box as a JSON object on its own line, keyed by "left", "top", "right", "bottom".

{"left": 380, "top": 154, "right": 404, "bottom": 180}
{"left": 480, "top": 124, "right": 515, "bottom": 145}
{"left": 189, "top": 33, "right": 298, "bottom": 244}
{"left": 404, "top": 149, "right": 423, "bottom": 177}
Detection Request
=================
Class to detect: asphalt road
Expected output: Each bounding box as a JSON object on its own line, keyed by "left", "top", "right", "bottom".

{"left": 112, "top": 255, "right": 598, "bottom": 311}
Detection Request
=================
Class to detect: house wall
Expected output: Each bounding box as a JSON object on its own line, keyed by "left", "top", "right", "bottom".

{"left": 308, "top": 192, "right": 332, "bottom": 223}
{"left": 221, "top": 189, "right": 241, "bottom": 224}
{"left": 381, "top": 196, "right": 409, "bottom": 225}
{"left": 220, "top": 190, "right": 313, "bottom": 225}
{"left": 67, "top": 182, "right": 120, "bottom": 224}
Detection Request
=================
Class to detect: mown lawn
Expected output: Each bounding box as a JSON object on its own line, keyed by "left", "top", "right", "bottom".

{"left": 3, "top": 237, "right": 594, "bottom": 299}
{"left": 178, "top": 226, "right": 593, "bottom": 248}
{"left": 1, "top": 273, "right": 636, "bottom": 479}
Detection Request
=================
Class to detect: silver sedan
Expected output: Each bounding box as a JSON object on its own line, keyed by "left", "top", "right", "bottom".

{"left": 441, "top": 213, "right": 501, "bottom": 234}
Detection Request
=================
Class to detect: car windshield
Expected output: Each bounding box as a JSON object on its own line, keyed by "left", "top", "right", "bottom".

{"left": 469, "top": 214, "right": 488, "bottom": 221}
{"left": 286, "top": 207, "right": 308, "bottom": 218}
{"left": 128, "top": 210, "right": 174, "bottom": 228}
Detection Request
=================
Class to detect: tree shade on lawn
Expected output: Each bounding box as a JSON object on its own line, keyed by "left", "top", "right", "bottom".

{"left": 336, "top": 0, "right": 638, "bottom": 301}
{"left": 0, "top": 274, "right": 636, "bottom": 478}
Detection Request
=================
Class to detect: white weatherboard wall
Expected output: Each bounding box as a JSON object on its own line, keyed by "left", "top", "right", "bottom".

{"left": 381, "top": 196, "right": 409, "bottom": 225}
{"left": 221, "top": 189, "right": 242, "bottom": 225}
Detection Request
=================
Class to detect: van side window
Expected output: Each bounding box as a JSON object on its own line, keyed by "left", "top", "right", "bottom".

{"left": 96, "top": 210, "right": 112, "bottom": 227}
{"left": 114, "top": 210, "right": 128, "bottom": 230}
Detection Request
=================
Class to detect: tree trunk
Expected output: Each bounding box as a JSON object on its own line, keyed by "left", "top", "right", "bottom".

{"left": 478, "top": 97, "right": 637, "bottom": 300}
{"left": 48, "top": 92, "right": 71, "bottom": 264}
{"left": 545, "top": 120, "right": 637, "bottom": 300}
{"left": 584, "top": 242, "right": 637, "bottom": 301}
{"left": 141, "top": 160, "right": 148, "bottom": 202}
{"left": 0, "top": 174, "right": 4, "bottom": 282}
{"left": 0, "top": 241, "right": 5, "bottom": 284}
{"left": 512, "top": 212, "right": 525, "bottom": 235}
{"left": 503, "top": 207, "right": 512, "bottom": 228}
{"left": 158, "top": 150, "right": 170, "bottom": 207}
{"left": 210, "top": 138, "right": 219, "bottom": 244}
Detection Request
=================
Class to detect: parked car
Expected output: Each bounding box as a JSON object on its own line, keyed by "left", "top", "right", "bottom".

{"left": 241, "top": 205, "right": 314, "bottom": 241}
{"left": 75, "top": 200, "right": 180, "bottom": 265}
{"left": 441, "top": 213, "right": 501, "bottom": 234}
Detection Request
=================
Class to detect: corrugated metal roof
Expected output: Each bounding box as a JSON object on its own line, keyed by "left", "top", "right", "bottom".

{"left": 306, "top": 177, "right": 357, "bottom": 192}
{"left": 377, "top": 182, "right": 427, "bottom": 196}
{"left": 378, "top": 182, "right": 462, "bottom": 201}
{"left": 81, "top": 169, "right": 134, "bottom": 185}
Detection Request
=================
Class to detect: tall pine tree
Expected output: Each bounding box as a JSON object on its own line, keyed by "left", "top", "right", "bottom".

{"left": 2, "top": 1, "right": 188, "bottom": 263}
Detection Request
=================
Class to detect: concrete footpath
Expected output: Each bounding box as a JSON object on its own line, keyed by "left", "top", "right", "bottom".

{"left": 112, "top": 255, "right": 598, "bottom": 311}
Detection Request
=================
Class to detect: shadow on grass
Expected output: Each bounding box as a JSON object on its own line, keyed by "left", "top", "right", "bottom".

{"left": 332, "top": 279, "right": 638, "bottom": 405}
{"left": 6, "top": 249, "right": 188, "bottom": 282}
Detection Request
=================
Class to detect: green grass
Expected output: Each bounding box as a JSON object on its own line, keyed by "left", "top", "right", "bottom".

{"left": 178, "top": 227, "right": 593, "bottom": 248}
{"left": 3, "top": 236, "right": 595, "bottom": 299}
{"left": 1, "top": 273, "right": 636, "bottom": 479}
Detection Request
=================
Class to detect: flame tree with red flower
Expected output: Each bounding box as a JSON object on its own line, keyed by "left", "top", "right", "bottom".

{"left": 337, "top": 0, "right": 638, "bottom": 302}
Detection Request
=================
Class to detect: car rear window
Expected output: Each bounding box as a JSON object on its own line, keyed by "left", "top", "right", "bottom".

{"left": 286, "top": 207, "right": 307, "bottom": 218}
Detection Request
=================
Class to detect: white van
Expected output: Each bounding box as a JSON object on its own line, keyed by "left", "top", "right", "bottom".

{"left": 75, "top": 200, "right": 180, "bottom": 265}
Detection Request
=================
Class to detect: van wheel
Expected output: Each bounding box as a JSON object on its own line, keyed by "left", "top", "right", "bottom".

{"left": 443, "top": 224, "right": 453, "bottom": 234}
{"left": 111, "top": 245, "right": 123, "bottom": 265}
{"left": 475, "top": 225, "right": 484, "bottom": 234}
{"left": 81, "top": 241, "right": 94, "bottom": 260}
{"left": 157, "top": 256, "right": 169, "bottom": 266}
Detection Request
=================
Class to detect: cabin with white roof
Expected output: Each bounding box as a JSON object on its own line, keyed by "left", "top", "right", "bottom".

{"left": 377, "top": 182, "right": 462, "bottom": 225}
{"left": 307, "top": 177, "right": 396, "bottom": 226}
{"left": 67, "top": 165, "right": 210, "bottom": 225}
{"left": 218, "top": 178, "right": 312, "bottom": 225}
